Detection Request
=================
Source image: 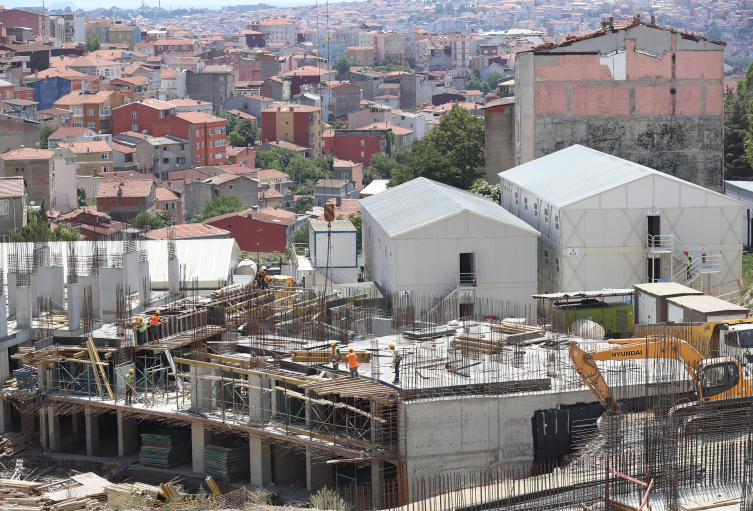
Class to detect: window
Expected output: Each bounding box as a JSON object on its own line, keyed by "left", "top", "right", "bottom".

{"left": 229, "top": 184, "right": 235, "bottom": 190}
{"left": 555, "top": 257, "right": 560, "bottom": 273}
{"left": 196, "top": 155, "right": 200, "bottom": 162}
{"left": 384, "top": 248, "right": 387, "bottom": 260}
{"left": 209, "top": 153, "right": 213, "bottom": 161}
{"left": 88, "top": 122, "right": 95, "bottom": 129}
{"left": 360, "top": 140, "right": 364, "bottom": 146}
{"left": 26, "top": 92, "right": 31, "bottom": 99}
{"left": 390, "top": 250, "right": 393, "bottom": 266}
{"left": 202, "top": 142, "right": 204, "bottom": 148}
{"left": 360, "top": 151, "right": 364, "bottom": 158}
{"left": 378, "top": 237, "right": 382, "bottom": 253}
{"left": 100, "top": 153, "right": 108, "bottom": 160}
{"left": 544, "top": 248, "right": 549, "bottom": 265}
{"left": 0, "top": 200, "right": 8, "bottom": 216}
{"left": 544, "top": 208, "right": 549, "bottom": 224}
{"left": 196, "top": 129, "right": 200, "bottom": 137}
{"left": 201, "top": 129, "right": 204, "bottom": 135}
{"left": 342, "top": 173, "right": 348, "bottom": 179}
{"left": 514, "top": 190, "right": 518, "bottom": 206}
{"left": 178, "top": 144, "right": 185, "bottom": 150}
{"left": 177, "top": 157, "right": 185, "bottom": 164}
{"left": 162, "top": 146, "right": 169, "bottom": 151}
{"left": 163, "top": 158, "right": 169, "bottom": 164}
{"left": 132, "top": 124, "right": 138, "bottom": 131}
{"left": 219, "top": 76, "right": 224, "bottom": 81}
{"left": 196, "top": 142, "right": 200, "bottom": 150}
{"left": 524, "top": 197, "right": 528, "bottom": 211}
{"left": 209, "top": 128, "right": 213, "bottom": 136}
{"left": 219, "top": 86, "right": 225, "bottom": 92}
{"left": 554, "top": 214, "right": 559, "bottom": 230}
{"left": 73, "top": 120, "right": 83, "bottom": 128}
{"left": 215, "top": 140, "right": 225, "bottom": 147}
{"left": 533, "top": 202, "right": 538, "bottom": 218}
{"left": 92, "top": 185, "right": 98, "bottom": 194}
{"left": 132, "top": 111, "right": 138, "bottom": 119}
{"left": 209, "top": 141, "right": 213, "bottom": 148}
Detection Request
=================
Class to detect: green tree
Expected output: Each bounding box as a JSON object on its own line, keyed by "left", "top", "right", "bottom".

{"left": 202, "top": 194, "right": 245, "bottom": 220}
{"left": 484, "top": 72, "right": 504, "bottom": 92}
{"left": 348, "top": 211, "right": 362, "bottom": 251}
{"left": 289, "top": 220, "right": 309, "bottom": 249}
{"left": 390, "top": 104, "right": 485, "bottom": 190}
{"left": 294, "top": 195, "right": 314, "bottom": 214}
{"left": 215, "top": 111, "right": 238, "bottom": 133}
{"left": 236, "top": 119, "right": 260, "bottom": 147}
{"left": 85, "top": 35, "right": 101, "bottom": 52}
{"left": 469, "top": 181, "right": 501, "bottom": 203}
{"left": 726, "top": 87, "right": 753, "bottom": 177}
{"left": 335, "top": 55, "right": 354, "bottom": 75}
{"left": 366, "top": 153, "right": 399, "bottom": 180}
{"left": 76, "top": 186, "right": 88, "bottom": 207}
{"left": 705, "top": 21, "right": 722, "bottom": 41}
{"left": 157, "top": 210, "right": 178, "bottom": 227}
{"left": 256, "top": 147, "right": 301, "bottom": 171}
{"left": 9, "top": 208, "right": 81, "bottom": 242}
{"left": 40, "top": 125, "right": 58, "bottom": 149}
{"left": 188, "top": 213, "right": 205, "bottom": 223}
{"left": 333, "top": 119, "right": 348, "bottom": 129}
{"left": 227, "top": 131, "right": 245, "bottom": 147}
{"left": 466, "top": 76, "right": 491, "bottom": 94}
{"left": 131, "top": 211, "right": 165, "bottom": 230}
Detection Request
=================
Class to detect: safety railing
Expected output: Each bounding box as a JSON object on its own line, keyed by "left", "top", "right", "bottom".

{"left": 645, "top": 233, "right": 673, "bottom": 253}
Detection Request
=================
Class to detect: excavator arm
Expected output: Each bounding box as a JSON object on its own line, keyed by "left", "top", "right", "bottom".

{"left": 569, "top": 338, "right": 706, "bottom": 414}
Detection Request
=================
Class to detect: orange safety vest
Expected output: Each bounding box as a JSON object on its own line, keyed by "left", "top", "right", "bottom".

{"left": 347, "top": 352, "right": 360, "bottom": 368}
{"left": 150, "top": 315, "right": 160, "bottom": 327}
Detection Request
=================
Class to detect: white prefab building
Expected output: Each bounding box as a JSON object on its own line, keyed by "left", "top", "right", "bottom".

{"left": 499, "top": 145, "right": 744, "bottom": 297}
{"left": 360, "top": 177, "right": 540, "bottom": 311}
{"left": 308, "top": 219, "right": 359, "bottom": 284}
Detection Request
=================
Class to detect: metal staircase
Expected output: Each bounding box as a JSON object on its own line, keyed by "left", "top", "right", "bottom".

{"left": 645, "top": 234, "right": 721, "bottom": 286}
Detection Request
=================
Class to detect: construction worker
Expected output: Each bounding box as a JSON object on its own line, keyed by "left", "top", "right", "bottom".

{"left": 687, "top": 255, "right": 692, "bottom": 280}
{"left": 150, "top": 310, "right": 161, "bottom": 342}
{"left": 257, "top": 266, "right": 267, "bottom": 289}
{"left": 347, "top": 348, "right": 360, "bottom": 378}
{"left": 125, "top": 368, "right": 134, "bottom": 405}
{"left": 330, "top": 341, "right": 341, "bottom": 370}
{"left": 389, "top": 343, "right": 402, "bottom": 384}
{"left": 136, "top": 317, "right": 147, "bottom": 346}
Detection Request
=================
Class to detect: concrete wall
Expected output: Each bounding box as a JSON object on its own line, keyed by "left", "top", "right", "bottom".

{"left": 483, "top": 100, "right": 515, "bottom": 184}
{"left": 516, "top": 27, "right": 725, "bottom": 191}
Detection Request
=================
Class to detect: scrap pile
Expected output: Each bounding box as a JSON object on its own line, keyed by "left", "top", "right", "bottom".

{"left": 0, "top": 431, "right": 35, "bottom": 456}
{"left": 104, "top": 482, "right": 160, "bottom": 507}
{"left": 49, "top": 497, "right": 102, "bottom": 511}
{"left": 203, "top": 443, "right": 250, "bottom": 482}
{"left": 0, "top": 479, "right": 102, "bottom": 511}
{"left": 139, "top": 429, "right": 191, "bottom": 469}
{"left": 11, "top": 367, "right": 37, "bottom": 389}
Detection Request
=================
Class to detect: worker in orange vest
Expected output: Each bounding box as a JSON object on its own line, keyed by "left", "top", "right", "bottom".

{"left": 347, "top": 348, "right": 360, "bottom": 378}
{"left": 150, "top": 310, "right": 161, "bottom": 342}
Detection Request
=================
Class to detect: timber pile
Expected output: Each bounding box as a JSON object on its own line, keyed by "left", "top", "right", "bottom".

{"left": 140, "top": 429, "right": 191, "bottom": 469}
{"left": 103, "top": 482, "right": 160, "bottom": 500}
{"left": 451, "top": 334, "right": 507, "bottom": 354}
{"left": 489, "top": 321, "right": 542, "bottom": 335}
{"left": 0, "top": 479, "right": 45, "bottom": 510}
{"left": 0, "top": 431, "right": 35, "bottom": 456}
{"left": 49, "top": 497, "right": 101, "bottom": 511}
{"left": 203, "top": 443, "right": 250, "bottom": 482}
{"left": 290, "top": 349, "right": 371, "bottom": 363}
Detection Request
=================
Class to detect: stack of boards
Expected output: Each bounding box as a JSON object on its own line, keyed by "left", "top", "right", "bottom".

{"left": 203, "top": 443, "right": 250, "bottom": 481}
{"left": 139, "top": 429, "right": 191, "bottom": 468}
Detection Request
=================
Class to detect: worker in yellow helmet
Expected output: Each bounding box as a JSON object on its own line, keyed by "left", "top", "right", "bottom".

{"left": 389, "top": 343, "right": 402, "bottom": 384}
{"left": 150, "top": 310, "right": 161, "bottom": 342}
{"left": 136, "top": 317, "right": 147, "bottom": 346}
{"left": 125, "top": 368, "right": 134, "bottom": 405}
{"left": 329, "top": 341, "right": 341, "bottom": 370}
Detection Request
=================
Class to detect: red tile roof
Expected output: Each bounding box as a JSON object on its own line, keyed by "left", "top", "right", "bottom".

{"left": 156, "top": 188, "right": 179, "bottom": 201}
{"left": 145, "top": 223, "right": 229, "bottom": 240}
{"left": 0, "top": 148, "right": 54, "bottom": 160}
{"left": 96, "top": 180, "right": 153, "bottom": 198}
{"left": 0, "top": 176, "right": 25, "bottom": 197}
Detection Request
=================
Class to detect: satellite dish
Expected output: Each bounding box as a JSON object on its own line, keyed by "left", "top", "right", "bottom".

{"left": 633, "top": 9, "right": 643, "bottom": 20}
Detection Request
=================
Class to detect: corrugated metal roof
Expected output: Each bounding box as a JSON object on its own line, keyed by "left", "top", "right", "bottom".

{"left": 0, "top": 239, "right": 242, "bottom": 289}
{"left": 499, "top": 145, "right": 738, "bottom": 209}
{"left": 309, "top": 219, "right": 356, "bottom": 232}
{"left": 725, "top": 181, "right": 753, "bottom": 193}
{"left": 633, "top": 282, "right": 704, "bottom": 298}
{"left": 360, "top": 177, "right": 539, "bottom": 238}
{"left": 666, "top": 294, "right": 749, "bottom": 314}
{"left": 531, "top": 288, "right": 634, "bottom": 299}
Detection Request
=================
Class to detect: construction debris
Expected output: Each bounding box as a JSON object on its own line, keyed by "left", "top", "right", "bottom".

{"left": 0, "top": 432, "right": 35, "bottom": 456}
{"left": 139, "top": 429, "right": 192, "bottom": 469}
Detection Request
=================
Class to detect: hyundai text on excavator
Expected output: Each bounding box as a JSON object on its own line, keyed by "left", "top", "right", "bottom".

{"left": 568, "top": 338, "right": 753, "bottom": 415}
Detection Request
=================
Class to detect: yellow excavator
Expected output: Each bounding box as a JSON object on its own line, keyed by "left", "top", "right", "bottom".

{"left": 569, "top": 338, "right": 753, "bottom": 415}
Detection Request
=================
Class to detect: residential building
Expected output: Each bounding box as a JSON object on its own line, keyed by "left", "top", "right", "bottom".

{"left": 112, "top": 98, "right": 175, "bottom": 136}
{"left": 346, "top": 46, "right": 375, "bottom": 67}
{"left": 361, "top": 177, "right": 539, "bottom": 309}
{"left": 318, "top": 38, "right": 346, "bottom": 63}
{"left": 108, "top": 23, "right": 141, "bottom": 50}
{"left": 514, "top": 22, "right": 726, "bottom": 191}
{"left": 347, "top": 103, "right": 394, "bottom": 129}
{"left": 95, "top": 179, "right": 156, "bottom": 222}
{"left": 110, "top": 77, "right": 150, "bottom": 101}
{"left": 135, "top": 136, "right": 191, "bottom": 179}
{"left": 0, "top": 9, "right": 48, "bottom": 36}
{"left": 184, "top": 174, "right": 258, "bottom": 219}
{"left": 154, "top": 38, "right": 200, "bottom": 56}
{"left": 313, "top": 178, "right": 358, "bottom": 207}
{"left": 334, "top": 28, "right": 372, "bottom": 48}
{"left": 333, "top": 159, "right": 364, "bottom": 190}
{"left": 47, "top": 127, "right": 112, "bottom": 149}
{"left": 3, "top": 99, "right": 37, "bottom": 120}
{"left": 61, "top": 13, "right": 85, "bottom": 44}
{"left": 204, "top": 207, "right": 304, "bottom": 253}
{"left": 185, "top": 69, "right": 235, "bottom": 112}
{"left": 53, "top": 90, "right": 129, "bottom": 134}
{"left": 392, "top": 111, "right": 425, "bottom": 141}
{"left": 321, "top": 82, "right": 360, "bottom": 123}
{"left": 226, "top": 146, "right": 256, "bottom": 167}
{"left": 0, "top": 177, "right": 26, "bottom": 239}
{"left": 37, "top": 107, "right": 71, "bottom": 127}
{"left": 337, "top": 71, "right": 383, "bottom": 101}
{"left": 160, "top": 70, "right": 186, "bottom": 100}
{"left": 499, "top": 145, "right": 743, "bottom": 297}
{"left": 156, "top": 187, "right": 184, "bottom": 224}
{"left": 375, "top": 33, "right": 404, "bottom": 65}
{"left": 112, "top": 141, "right": 136, "bottom": 170}
{"left": 28, "top": 75, "right": 74, "bottom": 111}
{"left": 151, "top": 111, "right": 227, "bottom": 166}
{"left": 61, "top": 140, "right": 113, "bottom": 176}
{"left": 260, "top": 103, "right": 322, "bottom": 158}
{"left": 481, "top": 97, "right": 515, "bottom": 184}
{"left": 67, "top": 56, "right": 121, "bottom": 79}
{"left": 85, "top": 20, "right": 110, "bottom": 44}
{"left": 52, "top": 146, "right": 77, "bottom": 214}
{"left": 0, "top": 113, "right": 41, "bottom": 151}
{"left": 247, "top": 17, "right": 299, "bottom": 47}
{"left": 57, "top": 206, "right": 130, "bottom": 241}
{"left": 166, "top": 56, "right": 204, "bottom": 73}
{"left": 323, "top": 124, "right": 410, "bottom": 166}
{"left": 166, "top": 98, "right": 213, "bottom": 114}
{"left": 0, "top": 43, "right": 51, "bottom": 73}
{"left": 0, "top": 148, "right": 55, "bottom": 210}
{"left": 281, "top": 67, "right": 334, "bottom": 97}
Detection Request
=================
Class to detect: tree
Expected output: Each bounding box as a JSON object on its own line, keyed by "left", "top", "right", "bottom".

{"left": 157, "top": 210, "right": 178, "bottom": 227}
{"left": 131, "top": 211, "right": 166, "bottom": 230}
{"left": 335, "top": 55, "right": 354, "bottom": 75}
{"left": 390, "top": 104, "right": 485, "bottom": 190}
{"left": 465, "top": 76, "right": 491, "bottom": 95}
{"left": 726, "top": 87, "right": 753, "bottom": 178}
{"left": 202, "top": 194, "right": 245, "bottom": 220}
{"left": 214, "top": 111, "right": 238, "bottom": 133}
{"left": 289, "top": 220, "right": 309, "bottom": 249}
{"left": 85, "top": 35, "right": 101, "bottom": 52}
{"left": 348, "top": 211, "right": 362, "bottom": 251}
{"left": 366, "top": 153, "right": 400, "bottom": 180}
{"left": 705, "top": 21, "right": 722, "bottom": 41}
{"left": 256, "top": 147, "right": 301, "bottom": 171}
{"left": 9, "top": 208, "right": 81, "bottom": 242}
{"left": 333, "top": 119, "right": 348, "bottom": 129}
{"left": 484, "top": 72, "right": 504, "bottom": 92}
{"left": 227, "top": 131, "right": 245, "bottom": 147}
{"left": 469, "top": 181, "right": 501, "bottom": 203}
{"left": 294, "top": 195, "right": 314, "bottom": 214}
{"left": 236, "top": 119, "right": 260, "bottom": 147}
{"left": 40, "top": 125, "right": 58, "bottom": 149}
{"left": 76, "top": 186, "right": 88, "bottom": 207}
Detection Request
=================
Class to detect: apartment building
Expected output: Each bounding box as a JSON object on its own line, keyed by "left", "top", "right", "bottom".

{"left": 54, "top": 90, "right": 130, "bottom": 134}
{"left": 108, "top": 23, "right": 141, "bottom": 50}
{"left": 246, "top": 17, "right": 299, "bottom": 46}
{"left": 112, "top": 98, "right": 175, "bottom": 136}
{"left": 152, "top": 112, "right": 228, "bottom": 166}
{"left": 260, "top": 103, "right": 322, "bottom": 158}
{"left": 346, "top": 46, "right": 375, "bottom": 67}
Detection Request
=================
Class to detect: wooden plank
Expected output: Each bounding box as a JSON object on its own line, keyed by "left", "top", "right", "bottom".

{"left": 89, "top": 338, "right": 113, "bottom": 401}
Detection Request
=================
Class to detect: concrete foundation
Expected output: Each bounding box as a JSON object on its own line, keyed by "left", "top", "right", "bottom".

{"left": 249, "top": 437, "right": 272, "bottom": 487}
{"left": 117, "top": 410, "right": 138, "bottom": 456}
{"left": 85, "top": 406, "right": 100, "bottom": 457}
{"left": 191, "top": 423, "right": 212, "bottom": 474}
{"left": 78, "top": 277, "right": 102, "bottom": 321}
{"left": 67, "top": 284, "right": 80, "bottom": 332}
{"left": 306, "top": 447, "right": 334, "bottom": 491}
{"left": 168, "top": 258, "right": 180, "bottom": 296}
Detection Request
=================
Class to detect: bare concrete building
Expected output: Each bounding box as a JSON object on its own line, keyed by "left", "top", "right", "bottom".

{"left": 0, "top": 114, "right": 42, "bottom": 152}
{"left": 0, "top": 148, "right": 55, "bottom": 210}
{"left": 0, "top": 177, "right": 26, "bottom": 239}
{"left": 135, "top": 136, "right": 191, "bottom": 179}
{"left": 184, "top": 174, "right": 259, "bottom": 219}
{"left": 185, "top": 68, "right": 236, "bottom": 112}
{"left": 515, "top": 20, "right": 725, "bottom": 191}
{"left": 482, "top": 97, "right": 515, "bottom": 183}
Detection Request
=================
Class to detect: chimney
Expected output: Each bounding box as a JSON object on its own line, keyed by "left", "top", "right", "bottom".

{"left": 335, "top": 196, "right": 341, "bottom": 206}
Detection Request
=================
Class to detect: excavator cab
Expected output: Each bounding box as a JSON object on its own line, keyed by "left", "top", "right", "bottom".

{"left": 698, "top": 358, "right": 741, "bottom": 400}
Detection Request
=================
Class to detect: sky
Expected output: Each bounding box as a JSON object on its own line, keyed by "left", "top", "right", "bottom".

{"left": 10, "top": 0, "right": 352, "bottom": 11}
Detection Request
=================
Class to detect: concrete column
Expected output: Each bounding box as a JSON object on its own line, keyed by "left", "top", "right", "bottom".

{"left": 168, "top": 258, "right": 180, "bottom": 296}
{"left": 48, "top": 408, "right": 60, "bottom": 452}
{"left": 304, "top": 390, "right": 311, "bottom": 428}
{"left": 36, "top": 364, "right": 46, "bottom": 391}
{"left": 35, "top": 266, "right": 64, "bottom": 309}
{"left": 117, "top": 410, "right": 138, "bottom": 457}
{"left": 250, "top": 437, "right": 272, "bottom": 487}
{"left": 85, "top": 406, "right": 100, "bottom": 457}
{"left": 7, "top": 272, "right": 16, "bottom": 318}
{"left": 138, "top": 260, "right": 150, "bottom": 307}
{"left": 371, "top": 460, "right": 384, "bottom": 509}
{"left": 123, "top": 250, "right": 139, "bottom": 294}
{"left": 0, "top": 292, "right": 8, "bottom": 339}
{"left": 67, "top": 283, "right": 80, "bottom": 332}
{"left": 0, "top": 348, "right": 10, "bottom": 432}
{"left": 100, "top": 267, "right": 126, "bottom": 324}
{"left": 191, "top": 422, "right": 211, "bottom": 474}
{"left": 78, "top": 278, "right": 102, "bottom": 322}
{"left": 71, "top": 412, "right": 83, "bottom": 435}
{"left": 16, "top": 284, "right": 34, "bottom": 328}
{"left": 39, "top": 409, "right": 48, "bottom": 450}
{"left": 306, "top": 447, "right": 334, "bottom": 491}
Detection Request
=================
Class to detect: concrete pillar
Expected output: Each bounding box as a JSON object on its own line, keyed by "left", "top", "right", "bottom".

{"left": 71, "top": 412, "right": 83, "bottom": 435}
{"left": 78, "top": 278, "right": 102, "bottom": 322}
{"left": 168, "top": 258, "right": 180, "bottom": 296}
{"left": 304, "top": 390, "right": 311, "bottom": 428}
{"left": 249, "top": 437, "right": 272, "bottom": 487}
{"left": 48, "top": 408, "right": 60, "bottom": 452}
{"left": 85, "top": 406, "right": 100, "bottom": 457}
{"left": 115, "top": 363, "right": 131, "bottom": 402}
{"left": 117, "top": 410, "right": 138, "bottom": 456}
{"left": 0, "top": 292, "right": 8, "bottom": 339}
{"left": 36, "top": 364, "right": 46, "bottom": 391}
{"left": 67, "top": 283, "right": 80, "bottom": 332}
{"left": 248, "top": 376, "right": 271, "bottom": 423}
{"left": 306, "top": 447, "right": 334, "bottom": 491}
{"left": 371, "top": 460, "right": 384, "bottom": 509}
{"left": 39, "top": 409, "right": 48, "bottom": 450}
{"left": 123, "top": 250, "right": 139, "bottom": 294}
{"left": 0, "top": 348, "right": 11, "bottom": 432}
{"left": 191, "top": 423, "right": 211, "bottom": 474}
{"left": 100, "top": 267, "right": 126, "bottom": 324}
{"left": 16, "top": 284, "right": 34, "bottom": 328}
{"left": 7, "top": 272, "right": 16, "bottom": 318}
{"left": 138, "top": 260, "right": 150, "bottom": 307}
{"left": 35, "top": 266, "right": 64, "bottom": 310}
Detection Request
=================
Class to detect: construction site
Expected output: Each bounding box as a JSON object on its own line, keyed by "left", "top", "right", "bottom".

{"left": 0, "top": 240, "right": 749, "bottom": 510}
